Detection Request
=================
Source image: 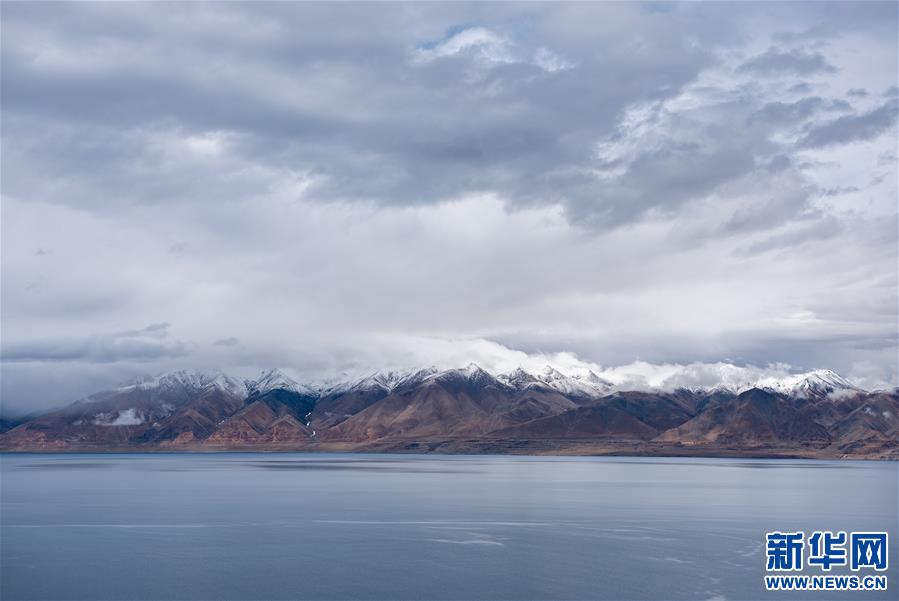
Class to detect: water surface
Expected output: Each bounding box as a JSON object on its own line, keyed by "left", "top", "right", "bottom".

{"left": 1, "top": 453, "right": 896, "bottom": 600}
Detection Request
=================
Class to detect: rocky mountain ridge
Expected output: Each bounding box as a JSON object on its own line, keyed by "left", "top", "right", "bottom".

{"left": 1, "top": 365, "right": 896, "bottom": 458}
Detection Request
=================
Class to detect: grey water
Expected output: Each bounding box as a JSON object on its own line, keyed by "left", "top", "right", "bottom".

{"left": 1, "top": 454, "right": 896, "bottom": 601}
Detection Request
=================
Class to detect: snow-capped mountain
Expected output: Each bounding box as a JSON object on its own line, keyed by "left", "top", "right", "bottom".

{"left": 247, "top": 368, "right": 316, "bottom": 397}
{"left": 536, "top": 365, "right": 614, "bottom": 397}
{"left": 324, "top": 366, "right": 441, "bottom": 395}
{"left": 754, "top": 369, "right": 861, "bottom": 398}
{"left": 119, "top": 369, "right": 247, "bottom": 398}
{"left": 111, "top": 364, "right": 864, "bottom": 402}
{"left": 497, "top": 365, "right": 612, "bottom": 397}
{"left": 423, "top": 363, "right": 509, "bottom": 391}
{"left": 498, "top": 367, "right": 541, "bottom": 388}
{"left": 2, "top": 362, "right": 894, "bottom": 459}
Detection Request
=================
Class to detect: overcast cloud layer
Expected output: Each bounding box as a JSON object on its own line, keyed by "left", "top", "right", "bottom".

{"left": 2, "top": 2, "right": 897, "bottom": 413}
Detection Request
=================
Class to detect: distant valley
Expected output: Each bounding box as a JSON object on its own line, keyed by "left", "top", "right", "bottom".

{"left": 1, "top": 365, "right": 897, "bottom": 459}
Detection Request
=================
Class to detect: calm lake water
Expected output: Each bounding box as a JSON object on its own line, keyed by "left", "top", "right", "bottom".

{"left": 1, "top": 453, "right": 896, "bottom": 601}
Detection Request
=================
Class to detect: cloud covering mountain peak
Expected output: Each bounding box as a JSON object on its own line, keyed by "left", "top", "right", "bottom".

{"left": 1, "top": 2, "right": 895, "bottom": 414}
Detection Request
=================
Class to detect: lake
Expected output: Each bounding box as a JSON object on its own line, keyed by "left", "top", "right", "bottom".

{"left": 1, "top": 453, "right": 896, "bottom": 600}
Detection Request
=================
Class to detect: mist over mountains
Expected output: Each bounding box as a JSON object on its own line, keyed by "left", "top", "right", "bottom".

{"left": 3, "top": 2, "right": 897, "bottom": 430}
{"left": 2, "top": 364, "right": 895, "bottom": 459}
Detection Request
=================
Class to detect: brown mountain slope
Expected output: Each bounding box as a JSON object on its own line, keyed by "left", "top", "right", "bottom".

{"left": 1, "top": 367, "right": 895, "bottom": 459}
{"left": 656, "top": 388, "right": 830, "bottom": 445}
{"left": 310, "top": 388, "right": 390, "bottom": 429}
{"left": 205, "top": 401, "right": 313, "bottom": 445}
{"left": 1, "top": 383, "right": 246, "bottom": 449}
{"left": 602, "top": 391, "right": 698, "bottom": 431}
{"left": 321, "top": 367, "right": 576, "bottom": 442}
{"left": 135, "top": 388, "right": 246, "bottom": 444}
{"left": 829, "top": 392, "right": 899, "bottom": 453}
{"left": 492, "top": 402, "right": 659, "bottom": 440}
{"left": 202, "top": 388, "right": 318, "bottom": 445}
{"left": 321, "top": 382, "right": 508, "bottom": 441}
{"left": 501, "top": 385, "right": 579, "bottom": 423}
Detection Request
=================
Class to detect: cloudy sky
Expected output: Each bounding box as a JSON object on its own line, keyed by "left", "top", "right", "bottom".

{"left": 1, "top": 1, "right": 897, "bottom": 412}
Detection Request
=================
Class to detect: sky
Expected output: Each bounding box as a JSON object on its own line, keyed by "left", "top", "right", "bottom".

{"left": 1, "top": 1, "right": 897, "bottom": 413}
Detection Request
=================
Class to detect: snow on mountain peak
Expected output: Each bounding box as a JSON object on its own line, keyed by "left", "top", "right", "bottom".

{"left": 499, "top": 367, "right": 540, "bottom": 387}
{"left": 401, "top": 366, "right": 441, "bottom": 386}
{"left": 578, "top": 370, "right": 609, "bottom": 385}
{"left": 754, "top": 368, "right": 859, "bottom": 398}
{"left": 540, "top": 365, "right": 565, "bottom": 379}
{"left": 334, "top": 366, "right": 441, "bottom": 394}
{"left": 111, "top": 363, "right": 864, "bottom": 404}
{"left": 462, "top": 363, "right": 490, "bottom": 378}
{"left": 121, "top": 369, "right": 247, "bottom": 397}
{"left": 431, "top": 363, "right": 497, "bottom": 387}
{"left": 493, "top": 365, "right": 611, "bottom": 397}
{"left": 247, "top": 368, "right": 314, "bottom": 396}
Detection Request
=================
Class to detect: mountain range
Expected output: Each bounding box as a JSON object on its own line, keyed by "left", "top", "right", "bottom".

{"left": 1, "top": 365, "right": 896, "bottom": 459}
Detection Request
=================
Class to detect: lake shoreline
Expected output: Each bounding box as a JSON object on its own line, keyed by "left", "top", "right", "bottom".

{"left": 2, "top": 438, "right": 896, "bottom": 460}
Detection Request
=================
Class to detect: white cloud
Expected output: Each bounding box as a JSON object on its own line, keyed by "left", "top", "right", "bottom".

{"left": 532, "top": 47, "right": 574, "bottom": 72}
{"left": 1, "top": 2, "right": 895, "bottom": 413}
{"left": 417, "top": 27, "right": 514, "bottom": 64}
{"left": 415, "top": 26, "right": 572, "bottom": 73}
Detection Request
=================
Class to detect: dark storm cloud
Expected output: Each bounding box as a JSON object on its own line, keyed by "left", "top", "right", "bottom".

{"left": 821, "top": 185, "right": 861, "bottom": 196}
{"left": 788, "top": 83, "right": 813, "bottom": 94}
{"left": 0, "top": 1, "right": 897, "bottom": 411}
{"left": 751, "top": 97, "right": 826, "bottom": 125}
{"left": 798, "top": 101, "right": 898, "bottom": 148}
{"left": 1, "top": 324, "right": 189, "bottom": 364}
{"left": 738, "top": 48, "right": 837, "bottom": 76}
{"left": 1, "top": 2, "right": 890, "bottom": 228}
{"left": 117, "top": 322, "right": 171, "bottom": 339}
{"left": 737, "top": 215, "right": 845, "bottom": 255}
{"left": 0, "top": 1, "right": 717, "bottom": 221}
{"left": 581, "top": 138, "right": 758, "bottom": 227}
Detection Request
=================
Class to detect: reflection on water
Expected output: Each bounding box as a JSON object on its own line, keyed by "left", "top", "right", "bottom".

{"left": 1, "top": 453, "right": 896, "bottom": 601}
